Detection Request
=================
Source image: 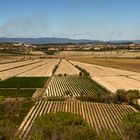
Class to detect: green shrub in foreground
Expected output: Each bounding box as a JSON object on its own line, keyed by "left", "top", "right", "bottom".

{"left": 31, "top": 112, "right": 96, "bottom": 140}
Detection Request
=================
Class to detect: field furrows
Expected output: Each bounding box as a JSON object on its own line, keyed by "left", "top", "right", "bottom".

{"left": 44, "top": 76, "right": 109, "bottom": 97}
{"left": 70, "top": 60, "right": 140, "bottom": 76}
{"left": 70, "top": 60, "right": 140, "bottom": 92}
{"left": 92, "top": 76, "right": 140, "bottom": 93}
{"left": 0, "top": 59, "right": 41, "bottom": 72}
{"left": 17, "top": 101, "right": 136, "bottom": 139}
{"left": 55, "top": 59, "right": 80, "bottom": 75}
{"left": 18, "top": 59, "right": 60, "bottom": 77}
{"left": 0, "top": 60, "right": 47, "bottom": 79}
{"left": 0, "top": 59, "right": 58, "bottom": 79}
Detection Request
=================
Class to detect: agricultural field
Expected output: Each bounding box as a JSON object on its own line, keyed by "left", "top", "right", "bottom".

{"left": 55, "top": 59, "right": 80, "bottom": 75}
{"left": 70, "top": 60, "right": 140, "bottom": 93}
{"left": 0, "top": 77, "right": 48, "bottom": 98}
{"left": 44, "top": 76, "right": 110, "bottom": 97}
{"left": 16, "top": 101, "right": 136, "bottom": 140}
{"left": 0, "top": 77, "right": 48, "bottom": 88}
{"left": 92, "top": 76, "right": 140, "bottom": 93}
{"left": 18, "top": 59, "right": 60, "bottom": 77}
{"left": 57, "top": 50, "right": 140, "bottom": 58}
{"left": 0, "top": 89, "right": 36, "bottom": 98}
{"left": 0, "top": 59, "right": 41, "bottom": 72}
{"left": 70, "top": 57, "right": 140, "bottom": 73}
{"left": 0, "top": 59, "right": 59, "bottom": 80}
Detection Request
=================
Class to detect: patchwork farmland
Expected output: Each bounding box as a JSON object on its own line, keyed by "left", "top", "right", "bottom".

{"left": 0, "top": 58, "right": 139, "bottom": 140}
{"left": 16, "top": 101, "right": 136, "bottom": 140}
{"left": 70, "top": 60, "right": 140, "bottom": 93}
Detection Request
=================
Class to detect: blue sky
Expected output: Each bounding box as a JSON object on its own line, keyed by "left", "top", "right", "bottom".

{"left": 0, "top": 0, "right": 140, "bottom": 40}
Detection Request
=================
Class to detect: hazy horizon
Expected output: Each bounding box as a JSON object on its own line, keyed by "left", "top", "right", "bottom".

{"left": 0, "top": 0, "right": 140, "bottom": 40}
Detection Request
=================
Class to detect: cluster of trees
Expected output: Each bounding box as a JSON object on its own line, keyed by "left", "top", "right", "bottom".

{"left": 52, "top": 59, "right": 62, "bottom": 75}
{"left": 75, "top": 65, "right": 90, "bottom": 76}
{"left": 58, "top": 73, "right": 67, "bottom": 76}
{"left": 47, "top": 96, "right": 66, "bottom": 101}
{"left": 76, "top": 89, "right": 140, "bottom": 110}
{"left": 0, "top": 100, "right": 35, "bottom": 140}
{"left": 30, "top": 112, "right": 122, "bottom": 140}
{"left": 120, "top": 112, "right": 140, "bottom": 140}
{"left": 52, "top": 65, "right": 58, "bottom": 74}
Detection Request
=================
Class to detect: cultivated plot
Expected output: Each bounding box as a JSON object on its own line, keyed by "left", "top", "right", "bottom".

{"left": 44, "top": 76, "right": 109, "bottom": 97}
{"left": 0, "top": 59, "right": 41, "bottom": 72}
{"left": 17, "top": 101, "right": 136, "bottom": 140}
{"left": 55, "top": 59, "right": 80, "bottom": 75}
{"left": 18, "top": 59, "right": 60, "bottom": 77}
{"left": 70, "top": 60, "right": 140, "bottom": 93}
{"left": 0, "top": 59, "right": 58, "bottom": 79}
{"left": 0, "top": 77, "right": 48, "bottom": 97}
{"left": 92, "top": 76, "right": 140, "bottom": 93}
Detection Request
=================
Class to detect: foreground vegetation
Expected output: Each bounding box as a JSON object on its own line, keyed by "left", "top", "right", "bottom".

{"left": 32, "top": 111, "right": 140, "bottom": 140}
{"left": 30, "top": 112, "right": 122, "bottom": 140}
{"left": 120, "top": 112, "right": 140, "bottom": 140}
{"left": 0, "top": 99, "right": 35, "bottom": 139}
{"left": 17, "top": 100, "right": 135, "bottom": 139}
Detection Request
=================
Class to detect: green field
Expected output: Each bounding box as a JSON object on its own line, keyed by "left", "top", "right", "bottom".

{"left": 0, "top": 77, "right": 49, "bottom": 98}
{"left": 0, "top": 89, "right": 36, "bottom": 98}
{"left": 0, "top": 77, "right": 48, "bottom": 88}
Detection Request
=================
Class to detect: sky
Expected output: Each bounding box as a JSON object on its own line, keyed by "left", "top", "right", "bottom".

{"left": 0, "top": 0, "right": 140, "bottom": 40}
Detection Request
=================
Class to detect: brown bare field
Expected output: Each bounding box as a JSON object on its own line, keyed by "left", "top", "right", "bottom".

{"left": 70, "top": 60, "right": 140, "bottom": 93}
{"left": 69, "top": 57, "right": 140, "bottom": 73}
{"left": 56, "top": 50, "right": 140, "bottom": 58}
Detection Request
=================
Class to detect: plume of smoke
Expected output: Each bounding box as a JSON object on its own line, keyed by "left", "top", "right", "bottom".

{"left": 0, "top": 13, "right": 50, "bottom": 37}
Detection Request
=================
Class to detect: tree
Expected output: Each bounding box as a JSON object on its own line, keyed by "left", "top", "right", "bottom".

{"left": 97, "top": 129, "right": 122, "bottom": 140}
{"left": 31, "top": 112, "right": 97, "bottom": 140}
{"left": 79, "top": 72, "right": 83, "bottom": 76}
{"left": 120, "top": 112, "right": 140, "bottom": 140}
{"left": 115, "top": 89, "right": 127, "bottom": 103}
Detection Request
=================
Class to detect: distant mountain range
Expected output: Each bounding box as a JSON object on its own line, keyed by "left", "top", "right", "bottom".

{"left": 0, "top": 37, "right": 139, "bottom": 44}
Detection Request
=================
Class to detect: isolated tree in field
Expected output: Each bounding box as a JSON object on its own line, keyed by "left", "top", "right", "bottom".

{"left": 64, "top": 90, "right": 72, "bottom": 97}
{"left": 79, "top": 72, "right": 83, "bottom": 76}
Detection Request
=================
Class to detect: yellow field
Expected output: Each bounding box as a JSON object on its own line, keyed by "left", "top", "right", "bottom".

{"left": 69, "top": 57, "right": 140, "bottom": 73}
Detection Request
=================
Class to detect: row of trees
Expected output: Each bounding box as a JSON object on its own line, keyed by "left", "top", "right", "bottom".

{"left": 52, "top": 65, "right": 58, "bottom": 74}
{"left": 75, "top": 65, "right": 90, "bottom": 76}
{"left": 52, "top": 59, "right": 62, "bottom": 75}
